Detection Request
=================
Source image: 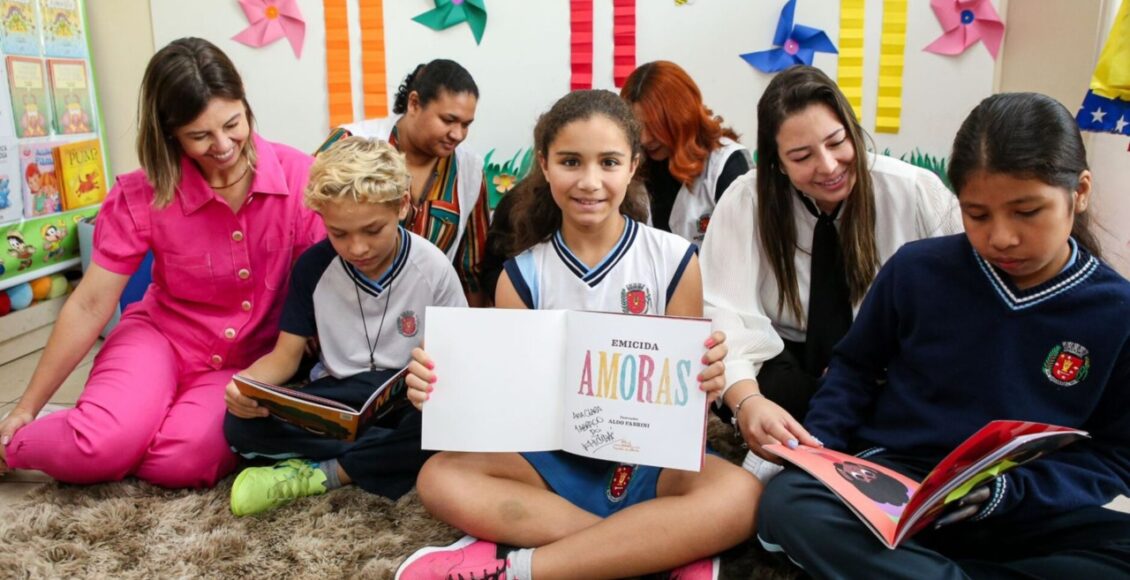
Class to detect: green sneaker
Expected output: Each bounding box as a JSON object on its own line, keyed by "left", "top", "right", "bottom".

{"left": 230, "top": 459, "right": 328, "bottom": 516}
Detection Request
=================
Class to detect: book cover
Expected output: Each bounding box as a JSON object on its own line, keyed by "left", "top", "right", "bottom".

{"left": 7, "top": 56, "right": 50, "bottom": 138}
{"left": 39, "top": 0, "right": 85, "bottom": 57}
{"left": 46, "top": 58, "right": 91, "bottom": 134}
{"left": 233, "top": 368, "right": 411, "bottom": 441}
{"left": 19, "top": 140, "right": 60, "bottom": 216}
{"left": 0, "top": 137, "right": 21, "bottom": 223}
{"left": 422, "top": 308, "right": 712, "bottom": 472}
{"left": 764, "top": 420, "right": 1089, "bottom": 549}
{"left": 0, "top": 0, "right": 40, "bottom": 56}
{"left": 53, "top": 137, "right": 101, "bottom": 209}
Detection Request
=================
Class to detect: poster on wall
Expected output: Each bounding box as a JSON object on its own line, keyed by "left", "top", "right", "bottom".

{"left": 39, "top": 0, "right": 86, "bottom": 58}
{"left": 0, "top": 0, "right": 41, "bottom": 57}
{"left": 6, "top": 55, "right": 49, "bottom": 137}
{"left": 1, "top": 203, "right": 95, "bottom": 281}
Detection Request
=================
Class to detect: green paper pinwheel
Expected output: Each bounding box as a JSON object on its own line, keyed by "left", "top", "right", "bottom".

{"left": 412, "top": 0, "right": 487, "bottom": 45}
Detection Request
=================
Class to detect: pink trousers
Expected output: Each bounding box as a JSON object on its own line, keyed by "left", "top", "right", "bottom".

{"left": 5, "top": 314, "right": 239, "bottom": 488}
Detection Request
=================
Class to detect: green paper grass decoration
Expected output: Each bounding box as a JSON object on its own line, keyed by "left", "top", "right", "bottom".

{"left": 483, "top": 148, "right": 534, "bottom": 210}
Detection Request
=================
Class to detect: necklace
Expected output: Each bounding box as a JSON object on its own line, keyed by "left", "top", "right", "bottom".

{"left": 210, "top": 159, "right": 251, "bottom": 190}
{"left": 353, "top": 265, "right": 395, "bottom": 372}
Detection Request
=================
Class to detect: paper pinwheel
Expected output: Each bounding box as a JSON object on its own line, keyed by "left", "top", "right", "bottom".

{"left": 924, "top": 0, "right": 1004, "bottom": 60}
{"left": 413, "top": 0, "right": 488, "bottom": 45}
{"left": 740, "top": 0, "right": 837, "bottom": 73}
{"left": 232, "top": 0, "right": 305, "bottom": 59}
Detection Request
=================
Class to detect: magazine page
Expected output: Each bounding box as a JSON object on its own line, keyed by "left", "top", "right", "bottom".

{"left": 561, "top": 311, "right": 710, "bottom": 471}
{"left": 765, "top": 444, "right": 921, "bottom": 548}
{"left": 897, "top": 421, "right": 1088, "bottom": 542}
{"left": 421, "top": 307, "right": 568, "bottom": 452}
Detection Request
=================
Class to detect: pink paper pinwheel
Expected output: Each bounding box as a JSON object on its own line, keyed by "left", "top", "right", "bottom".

{"left": 232, "top": 0, "right": 306, "bottom": 59}
{"left": 924, "top": 0, "right": 1004, "bottom": 60}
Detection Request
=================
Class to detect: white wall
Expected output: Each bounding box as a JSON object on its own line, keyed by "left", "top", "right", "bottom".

{"left": 148, "top": 0, "right": 998, "bottom": 160}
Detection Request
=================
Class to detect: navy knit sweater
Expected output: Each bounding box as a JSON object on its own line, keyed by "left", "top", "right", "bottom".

{"left": 806, "top": 234, "right": 1130, "bottom": 521}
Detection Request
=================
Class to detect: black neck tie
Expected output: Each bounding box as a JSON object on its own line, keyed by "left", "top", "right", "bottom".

{"left": 800, "top": 195, "right": 852, "bottom": 377}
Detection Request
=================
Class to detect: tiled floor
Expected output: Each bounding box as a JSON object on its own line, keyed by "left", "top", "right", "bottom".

{"left": 2, "top": 339, "right": 1129, "bottom": 518}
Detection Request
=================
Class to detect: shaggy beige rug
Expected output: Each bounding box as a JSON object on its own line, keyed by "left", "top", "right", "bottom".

{"left": 0, "top": 419, "right": 798, "bottom": 579}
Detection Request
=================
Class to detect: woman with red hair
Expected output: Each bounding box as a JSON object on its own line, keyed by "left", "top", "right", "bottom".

{"left": 621, "top": 60, "right": 752, "bottom": 244}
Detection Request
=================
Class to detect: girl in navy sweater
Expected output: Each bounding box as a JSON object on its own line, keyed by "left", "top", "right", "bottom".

{"left": 757, "top": 92, "right": 1130, "bottom": 578}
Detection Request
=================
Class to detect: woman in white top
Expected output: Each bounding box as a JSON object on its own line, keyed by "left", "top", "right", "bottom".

{"left": 620, "top": 60, "right": 752, "bottom": 245}
{"left": 317, "top": 60, "right": 490, "bottom": 305}
{"left": 700, "top": 65, "right": 962, "bottom": 459}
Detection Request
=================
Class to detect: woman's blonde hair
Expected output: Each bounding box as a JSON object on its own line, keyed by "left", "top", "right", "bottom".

{"left": 305, "top": 137, "right": 410, "bottom": 210}
{"left": 137, "top": 37, "right": 257, "bottom": 207}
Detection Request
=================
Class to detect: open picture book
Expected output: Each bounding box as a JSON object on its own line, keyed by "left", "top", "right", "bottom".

{"left": 233, "top": 368, "right": 410, "bottom": 441}
{"left": 764, "top": 420, "right": 1089, "bottom": 548}
{"left": 421, "top": 307, "right": 712, "bottom": 471}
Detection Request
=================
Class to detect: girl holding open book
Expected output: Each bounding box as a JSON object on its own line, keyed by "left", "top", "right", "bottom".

{"left": 395, "top": 90, "right": 759, "bottom": 580}
{"left": 757, "top": 93, "right": 1130, "bottom": 577}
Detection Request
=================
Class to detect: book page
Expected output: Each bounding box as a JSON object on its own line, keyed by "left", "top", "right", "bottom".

{"left": 765, "top": 444, "right": 921, "bottom": 548}
{"left": 561, "top": 311, "right": 710, "bottom": 471}
{"left": 897, "top": 421, "right": 1088, "bottom": 542}
{"left": 422, "top": 307, "right": 567, "bottom": 452}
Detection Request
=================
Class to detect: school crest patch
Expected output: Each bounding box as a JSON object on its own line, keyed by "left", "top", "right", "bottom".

{"left": 620, "top": 283, "right": 652, "bottom": 315}
{"left": 1043, "top": 341, "right": 1090, "bottom": 387}
{"left": 606, "top": 463, "right": 635, "bottom": 503}
{"left": 397, "top": 310, "right": 418, "bottom": 337}
{"left": 697, "top": 212, "right": 711, "bottom": 235}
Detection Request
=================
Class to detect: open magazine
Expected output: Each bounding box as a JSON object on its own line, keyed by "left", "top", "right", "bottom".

{"left": 765, "top": 420, "right": 1089, "bottom": 548}
{"left": 233, "top": 368, "right": 410, "bottom": 441}
{"left": 421, "top": 307, "right": 712, "bottom": 471}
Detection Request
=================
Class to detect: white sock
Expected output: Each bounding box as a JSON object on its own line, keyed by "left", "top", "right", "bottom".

{"left": 742, "top": 450, "right": 784, "bottom": 483}
{"left": 506, "top": 547, "right": 535, "bottom": 580}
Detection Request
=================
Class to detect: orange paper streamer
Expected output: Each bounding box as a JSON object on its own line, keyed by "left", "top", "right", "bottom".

{"left": 324, "top": 0, "right": 353, "bottom": 127}
{"left": 360, "top": 0, "right": 388, "bottom": 118}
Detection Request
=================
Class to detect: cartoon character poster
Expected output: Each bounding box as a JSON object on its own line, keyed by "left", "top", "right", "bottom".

{"left": 47, "top": 58, "right": 93, "bottom": 134}
{"left": 7, "top": 56, "right": 51, "bottom": 138}
{"left": 39, "top": 0, "right": 86, "bottom": 58}
{"left": 0, "top": 204, "right": 95, "bottom": 282}
{"left": 0, "top": 0, "right": 41, "bottom": 56}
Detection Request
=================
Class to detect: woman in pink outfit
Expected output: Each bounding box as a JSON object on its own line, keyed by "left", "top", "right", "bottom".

{"left": 0, "top": 37, "right": 324, "bottom": 488}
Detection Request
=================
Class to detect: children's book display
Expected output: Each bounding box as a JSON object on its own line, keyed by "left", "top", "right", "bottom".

{"left": 422, "top": 307, "right": 712, "bottom": 472}
{"left": 53, "top": 137, "right": 101, "bottom": 208}
{"left": 765, "top": 420, "right": 1088, "bottom": 549}
{"left": 233, "top": 369, "right": 411, "bottom": 442}
{"left": 0, "top": 137, "right": 19, "bottom": 222}
{"left": 0, "top": 0, "right": 102, "bottom": 293}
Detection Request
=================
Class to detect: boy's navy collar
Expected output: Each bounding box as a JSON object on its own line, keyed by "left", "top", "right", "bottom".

{"left": 552, "top": 217, "right": 638, "bottom": 288}
{"left": 342, "top": 226, "right": 411, "bottom": 297}
{"left": 973, "top": 237, "right": 1098, "bottom": 311}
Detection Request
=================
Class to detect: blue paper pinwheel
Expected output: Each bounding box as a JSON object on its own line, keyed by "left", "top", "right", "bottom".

{"left": 741, "top": 0, "right": 837, "bottom": 73}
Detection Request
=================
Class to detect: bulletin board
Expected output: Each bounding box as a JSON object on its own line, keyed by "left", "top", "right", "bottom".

{"left": 149, "top": 0, "right": 1000, "bottom": 162}
{"left": 0, "top": 0, "right": 110, "bottom": 291}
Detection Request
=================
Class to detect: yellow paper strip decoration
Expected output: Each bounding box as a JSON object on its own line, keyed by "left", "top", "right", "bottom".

{"left": 837, "top": 0, "right": 866, "bottom": 121}
{"left": 875, "top": 0, "right": 907, "bottom": 134}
